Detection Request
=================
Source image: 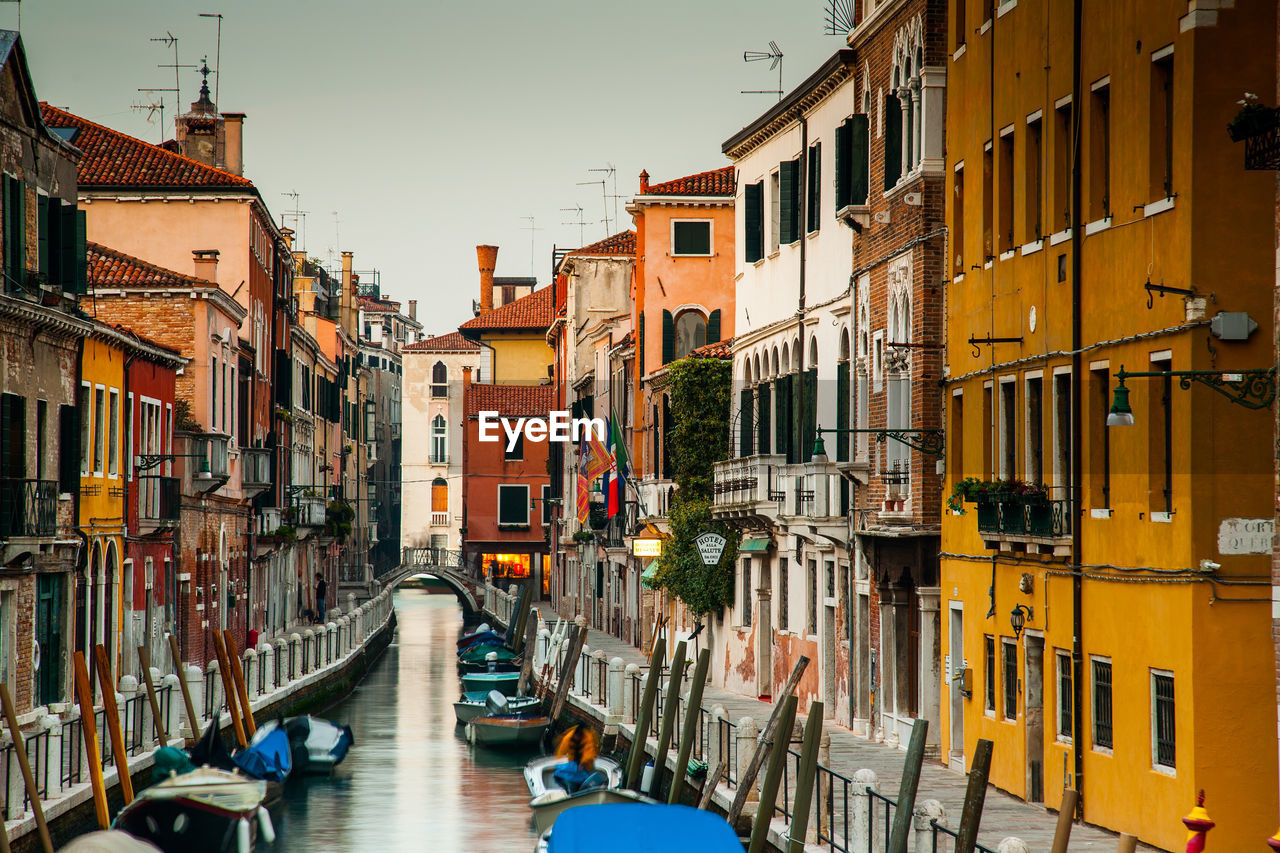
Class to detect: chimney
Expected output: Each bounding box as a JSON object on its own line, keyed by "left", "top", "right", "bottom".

{"left": 476, "top": 245, "right": 498, "bottom": 314}
{"left": 407, "top": 300, "right": 417, "bottom": 321}
{"left": 221, "top": 113, "right": 245, "bottom": 176}
{"left": 280, "top": 227, "right": 294, "bottom": 251}
{"left": 639, "top": 169, "right": 650, "bottom": 193}
{"left": 341, "top": 251, "right": 355, "bottom": 331}
{"left": 192, "top": 249, "right": 219, "bottom": 283}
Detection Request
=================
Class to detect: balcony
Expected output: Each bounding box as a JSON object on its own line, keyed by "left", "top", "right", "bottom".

{"left": 976, "top": 493, "right": 1072, "bottom": 557}
{"left": 295, "top": 494, "right": 327, "bottom": 528}
{"left": 0, "top": 479, "right": 56, "bottom": 538}
{"left": 240, "top": 447, "right": 271, "bottom": 498}
{"left": 711, "top": 455, "right": 784, "bottom": 524}
{"left": 179, "top": 432, "right": 231, "bottom": 494}
{"left": 430, "top": 511, "right": 449, "bottom": 527}
{"left": 136, "top": 476, "right": 180, "bottom": 532}
{"left": 636, "top": 478, "right": 676, "bottom": 521}
{"left": 256, "top": 506, "right": 284, "bottom": 536}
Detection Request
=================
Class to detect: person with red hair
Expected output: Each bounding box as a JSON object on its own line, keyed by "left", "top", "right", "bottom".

{"left": 552, "top": 725, "right": 607, "bottom": 794}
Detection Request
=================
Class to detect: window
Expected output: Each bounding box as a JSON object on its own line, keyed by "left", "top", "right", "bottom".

{"left": 672, "top": 220, "right": 712, "bottom": 256}
{"left": 952, "top": 165, "right": 965, "bottom": 277}
{"left": 984, "top": 635, "right": 996, "bottom": 713}
{"left": 78, "top": 383, "right": 90, "bottom": 475}
{"left": 674, "top": 311, "right": 707, "bottom": 359}
{"left": 107, "top": 389, "right": 119, "bottom": 476}
{"left": 778, "top": 557, "right": 789, "bottom": 630}
{"left": 59, "top": 404, "right": 78, "bottom": 492}
{"left": 806, "top": 143, "right": 821, "bottom": 233}
{"left": 430, "top": 362, "right": 447, "bottom": 397}
{"left": 1053, "top": 101, "right": 1072, "bottom": 233}
{"left": 885, "top": 89, "right": 903, "bottom": 189}
{"left": 835, "top": 115, "right": 870, "bottom": 210}
{"left": 1148, "top": 355, "right": 1172, "bottom": 515}
{"left": 949, "top": 392, "right": 964, "bottom": 489}
{"left": 954, "top": 0, "right": 966, "bottom": 50}
{"left": 744, "top": 181, "right": 764, "bottom": 263}
{"left": 738, "top": 387, "right": 754, "bottom": 458}
{"left": 1025, "top": 118, "right": 1042, "bottom": 241}
{"left": 1088, "top": 83, "right": 1110, "bottom": 222}
{"left": 504, "top": 431, "right": 523, "bottom": 461}
{"left": 779, "top": 159, "right": 800, "bottom": 245}
{"left": 741, "top": 558, "right": 752, "bottom": 627}
{"left": 825, "top": 559, "right": 835, "bottom": 599}
{"left": 430, "top": 415, "right": 447, "bottom": 464}
{"left": 982, "top": 383, "right": 993, "bottom": 478}
{"left": 0, "top": 394, "right": 25, "bottom": 483}
{"left": 431, "top": 477, "right": 448, "bottom": 512}
{"left": 1056, "top": 650, "right": 1073, "bottom": 741}
{"left": 501, "top": 284, "right": 516, "bottom": 304}
{"left": 1092, "top": 657, "right": 1113, "bottom": 749}
{"left": 1025, "top": 375, "right": 1042, "bottom": 484}
{"left": 1150, "top": 50, "right": 1174, "bottom": 200}
{"left": 1089, "top": 368, "right": 1110, "bottom": 509}
{"left": 806, "top": 559, "right": 817, "bottom": 635}
{"left": 541, "top": 484, "right": 551, "bottom": 525}
{"left": 92, "top": 386, "right": 105, "bottom": 475}
{"left": 998, "top": 130, "right": 1014, "bottom": 254}
{"left": 769, "top": 170, "right": 781, "bottom": 254}
{"left": 210, "top": 355, "right": 218, "bottom": 432}
{"left": 496, "top": 484, "right": 529, "bottom": 526}
{"left": 1002, "top": 639, "right": 1018, "bottom": 720}
{"left": 981, "top": 141, "right": 994, "bottom": 260}
{"left": 1151, "top": 670, "right": 1175, "bottom": 770}
{"left": 999, "top": 379, "right": 1016, "bottom": 479}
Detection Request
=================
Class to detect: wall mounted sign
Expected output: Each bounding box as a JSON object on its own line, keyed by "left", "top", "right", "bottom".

{"left": 694, "top": 532, "right": 728, "bottom": 566}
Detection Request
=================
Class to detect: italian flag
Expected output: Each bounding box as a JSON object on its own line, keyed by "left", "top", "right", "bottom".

{"left": 604, "top": 413, "right": 628, "bottom": 518}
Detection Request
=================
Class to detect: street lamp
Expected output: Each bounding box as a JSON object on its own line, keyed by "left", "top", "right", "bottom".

{"left": 1106, "top": 364, "right": 1276, "bottom": 427}
{"left": 1106, "top": 376, "right": 1134, "bottom": 426}
{"left": 811, "top": 433, "right": 828, "bottom": 465}
{"left": 1010, "top": 603, "right": 1033, "bottom": 640}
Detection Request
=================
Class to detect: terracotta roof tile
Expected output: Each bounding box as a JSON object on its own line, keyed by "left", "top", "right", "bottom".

{"left": 88, "top": 242, "right": 210, "bottom": 288}
{"left": 358, "top": 296, "right": 400, "bottom": 312}
{"left": 644, "top": 166, "right": 735, "bottom": 197}
{"left": 465, "top": 383, "right": 556, "bottom": 418}
{"left": 569, "top": 230, "right": 635, "bottom": 257}
{"left": 403, "top": 331, "right": 481, "bottom": 353}
{"left": 689, "top": 337, "right": 733, "bottom": 359}
{"left": 459, "top": 284, "right": 556, "bottom": 332}
{"left": 40, "top": 104, "right": 255, "bottom": 189}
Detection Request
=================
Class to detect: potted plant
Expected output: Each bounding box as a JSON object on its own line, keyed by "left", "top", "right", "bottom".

{"left": 1228, "top": 93, "right": 1277, "bottom": 141}
{"left": 571, "top": 529, "right": 595, "bottom": 544}
{"left": 946, "top": 477, "right": 985, "bottom": 514}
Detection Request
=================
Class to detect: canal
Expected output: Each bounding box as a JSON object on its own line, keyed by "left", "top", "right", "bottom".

{"left": 266, "top": 589, "right": 540, "bottom": 852}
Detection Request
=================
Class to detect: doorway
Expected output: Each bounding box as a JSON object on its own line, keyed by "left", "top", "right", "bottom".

{"left": 948, "top": 602, "right": 964, "bottom": 770}
{"left": 1024, "top": 634, "right": 1045, "bottom": 802}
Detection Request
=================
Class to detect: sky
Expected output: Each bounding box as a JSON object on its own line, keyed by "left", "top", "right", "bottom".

{"left": 14, "top": 1, "right": 842, "bottom": 334}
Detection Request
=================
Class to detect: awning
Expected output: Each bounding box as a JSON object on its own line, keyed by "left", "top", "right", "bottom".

{"left": 739, "top": 535, "right": 771, "bottom": 553}
{"left": 641, "top": 561, "right": 660, "bottom": 588}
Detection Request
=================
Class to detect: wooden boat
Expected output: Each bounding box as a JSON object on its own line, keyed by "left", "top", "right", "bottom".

{"left": 530, "top": 787, "right": 654, "bottom": 836}
{"left": 112, "top": 767, "right": 273, "bottom": 853}
{"left": 457, "top": 622, "right": 497, "bottom": 648}
{"left": 458, "top": 642, "right": 520, "bottom": 666}
{"left": 467, "top": 714, "right": 550, "bottom": 747}
{"left": 458, "top": 629, "right": 505, "bottom": 651}
{"left": 453, "top": 690, "right": 540, "bottom": 725}
{"left": 535, "top": 803, "right": 742, "bottom": 853}
{"left": 461, "top": 670, "right": 521, "bottom": 695}
{"left": 523, "top": 753, "right": 624, "bottom": 798}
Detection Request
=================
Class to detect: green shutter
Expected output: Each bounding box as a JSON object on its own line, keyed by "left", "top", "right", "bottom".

{"left": 739, "top": 388, "right": 754, "bottom": 457}
{"left": 836, "top": 361, "right": 850, "bottom": 462}
{"left": 835, "top": 120, "right": 851, "bottom": 210}
{"left": 789, "top": 371, "right": 805, "bottom": 464}
{"left": 36, "top": 195, "right": 48, "bottom": 283}
{"left": 779, "top": 159, "right": 799, "bottom": 245}
{"left": 707, "top": 309, "right": 721, "bottom": 344}
{"left": 775, "top": 374, "right": 790, "bottom": 458}
{"left": 637, "top": 311, "right": 645, "bottom": 375}
{"left": 883, "top": 99, "right": 901, "bottom": 191}
{"left": 802, "top": 368, "right": 818, "bottom": 463}
{"left": 807, "top": 143, "right": 821, "bottom": 233}
{"left": 73, "top": 208, "right": 87, "bottom": 295}
{"left": 1, "top": 175, "right": 10, "bottom": 290}
{"left": 744, "top": 182, "right": 763, "bottom": 263}
{"left": 851, "top": 115, "right": 870, "bottom": 206}
{"left": 757, "top": 382, "right": 771, "bottom": 455}
{"left": 661, "top": 310, "right": 674, "bottom": 365}
{"left": 58, "top": 203, "right": 76, "bottom": 291}
{"left": 59, "top": 404, "right": 78, "bottom": 493}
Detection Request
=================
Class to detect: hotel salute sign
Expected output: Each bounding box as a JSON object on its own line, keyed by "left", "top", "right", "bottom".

{"left": 694, "top": 532, "right": 728, "bottom": 566}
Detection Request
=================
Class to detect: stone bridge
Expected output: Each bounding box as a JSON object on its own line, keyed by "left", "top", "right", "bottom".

{"left": 382, "top": 548, "right": 482, "bottom": 613}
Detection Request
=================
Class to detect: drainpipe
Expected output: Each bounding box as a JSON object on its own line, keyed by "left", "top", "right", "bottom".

{"left": 797, "top": 113, "right": 810, "bottom": 457}
{"left": 1069, "top": 0, "right": 1085, "bottom": 817}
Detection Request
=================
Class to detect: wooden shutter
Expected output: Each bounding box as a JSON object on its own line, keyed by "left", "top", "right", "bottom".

{"left": 744, "top": 182, "right": 763, "bottom": 263}
{"left": 779, "top": 159, "right": 799, "bottom": 245}
{"left": 661, "top": 310, "right": 674, "bottom": 365}
{"left": 739, "top": 388, "right": 754, "bottom": 457}
{"left": 757, "top": 382, "right": 771, "bottom": 455}
{"left": 0, "top": 393, "right": 26, "bottom": 478}
{"left": 802, "top": 368, "right": 818, "bottom": 462}
{"left": 58, "top": 203, "right": 76, "bottom": 292}
{"left": 59, "top": 405, "right": 78, "bottom": 493}
{"left": 637, "top": 311, "right": 645, "bottom": 375}
{"left": 1, "top": 175, "right": 9, "bottom": 289}
{"left": 431, "top": 479, "right": 448, "bottom": 512}
{"left": 775, "top": 374, "right": 790, "bottom": 458}
{"left": 884, "top": 99, "right": 901, "bottom": 191}
{"left": 851, "top": 115, "right": 870, "bottom": 206}
{"left": 74, "top": 209, "right": 87, "bottom": 294}
{"left": 807, "top": 143, "right": 821, "bottom": 233}
{"left": 707, "top": 309, "right": 721, "bottom": 344}
{"left": 836, "top": 361, "right": 850, "bottom": 462}
{"left": 36, "top": 195, "right": 48, "bottom": 282}
{"left": 835, "top": 120, "right": 851, "bottom": 210}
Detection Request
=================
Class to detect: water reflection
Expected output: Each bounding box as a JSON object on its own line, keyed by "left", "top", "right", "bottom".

{"left": 267, "top": 590, "right": 540, "bottom": 852}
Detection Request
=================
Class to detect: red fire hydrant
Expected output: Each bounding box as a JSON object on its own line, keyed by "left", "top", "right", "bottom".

{"left": 1181, "top": 790, "right": 1213, "bottom": 853}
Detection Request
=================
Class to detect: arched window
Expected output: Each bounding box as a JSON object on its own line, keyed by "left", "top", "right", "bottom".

{"left": 674, "top": 311, "right": 707, "bottom": 358}
{"left": 771, "top": 347, "right": 780, "bottom": 378}
{"left": 430, "top": 362, "right": 447, "bottom": 398}
{"left": 781, "top": 342, "right": 790, "bottom": 374}
{"left": 430, "top": 415, "right": 447, "bottom": 463}
{"left": 431, "top": 477, "right": 448, "bottom": 513}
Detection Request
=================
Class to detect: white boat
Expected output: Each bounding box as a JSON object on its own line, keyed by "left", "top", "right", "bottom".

{"left": 453, "top": 690, "right": 540, "bottom": 725}
{"left": 523, "top": 753, "right": 624, "bottom": 798}
{"left": 111, "top": 767, "right": 272, "bottom": 853}
{"left": 529, "top": 786, "right": 655, "bottom": 836}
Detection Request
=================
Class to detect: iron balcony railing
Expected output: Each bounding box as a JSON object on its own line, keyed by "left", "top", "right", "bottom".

{"left": 137, "top": 475, "right": 180, "bottom": 525}
{"left": 0, "top": 478, "right": 56, "bottom": 537}
{"left": 240, "top": 447, "right": 271, "bottom": 490}
{"left": 976, "top": 494, "right": 1072, "bottom": 539}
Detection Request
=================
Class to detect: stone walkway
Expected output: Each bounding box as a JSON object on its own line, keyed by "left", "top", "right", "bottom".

{"left": 539, "top": 605, "right": 1160, "bottom": 853}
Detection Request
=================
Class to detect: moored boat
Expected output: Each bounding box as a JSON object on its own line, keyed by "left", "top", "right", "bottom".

{"left": 522, "top": 753, "right": 624, "bottom": 798}
{"left": 453, "top": 690, "right": 540, "bottom": 725}
{"left": 467, "top": 714, "right": 550, "bottom": 748}
{"left": 536, "top": 803, "right": 742, "bottom": 853}
{"left": 461, "top": 670, "right": 521, "bottom": 695}
{"left": 260, "top": 714, "right": 354, "bottom": 774}
{"left": 111, "top": 767, "right": 273, "bottom": 853}
{"left": 458, "top": 642, "right": 520, "bottom": 666}
{"left": 530, "top": 787, "right": 653, "bottom": 836}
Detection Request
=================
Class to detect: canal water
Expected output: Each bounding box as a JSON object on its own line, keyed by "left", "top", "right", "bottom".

{"left": 266, "top": 589, "right": 541, "bottom": 852}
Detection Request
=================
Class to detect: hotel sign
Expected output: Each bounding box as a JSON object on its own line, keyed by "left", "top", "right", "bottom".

{"left": 694, "top": 532, "right": 728, "bottom": 566}
{"left": 632, "top": 538, "right": 664, "bottom": 558}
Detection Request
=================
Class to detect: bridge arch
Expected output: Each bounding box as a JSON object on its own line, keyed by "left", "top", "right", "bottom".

{"left": 382, "top": 557, "right": 481, "bottom": 615}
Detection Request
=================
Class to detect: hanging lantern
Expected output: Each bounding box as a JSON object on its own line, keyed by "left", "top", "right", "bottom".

{"left": 1181, "top": 790, "right": 1213, "bottom": 853}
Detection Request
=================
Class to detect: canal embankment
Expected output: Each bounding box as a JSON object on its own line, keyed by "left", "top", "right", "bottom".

{"left": 4, "top": 590, "right": 396, "bottom": 852}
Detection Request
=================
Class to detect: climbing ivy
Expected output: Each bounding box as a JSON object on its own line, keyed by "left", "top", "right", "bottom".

{"left": 653, "top": 356, "right": 739, "bottom": 616}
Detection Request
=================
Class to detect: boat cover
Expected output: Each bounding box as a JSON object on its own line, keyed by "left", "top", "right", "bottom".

{"left": 547, "top": 804, "right": 740, "bottom": 853}
{"left": 458, "top": 630, "right": 504, "bottom": 651}
{"left": 234, "top": 725, "right": 293, "bottom": 782}
{"left": 458, "top": 642, "right": 518, "bottom": 664}
{"left": 152, "top": 746, "right": 194, "bottom": 783}
{"left": 283, "top": 715, "right": 355, "bottom": 771}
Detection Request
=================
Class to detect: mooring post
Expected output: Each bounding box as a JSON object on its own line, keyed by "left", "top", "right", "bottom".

{"left": 954, "top": 738, "right": 995, "bottom": 853}
{"left": 851, "top": 768, "right": 878, "bottom": 853}
{"left": 887, "top": 718, "right": 929, "bottom": 853}
{"left": 0, "top": 684, "right": 49, "bottom": 852}
{"left": 1116, "top": 833, "right": 1138, "bottom": 853}
{"left": 625, "top": 637, "right": 667, "bottom": 791}
{"left": 746, "top": 694, "right": 798, "bottom": 853}
{"left": 548, "top": 625, "right": 587, "bottom": 723}
{"left": 914, "top": 799, "right": 946, "bottom": 853}
{"left": 93, "top": 644, "right": 134, "bottom": 804}
{"left": 1050, "top": 788, "right": 1080, "bottom": 853}
{"left": 784, "top": 700, "right": 824, "bottom": 853}
{"left": 168, "top": 633, "right": 199, "bottom": 744}
{"left": 222, "top": 631, "right": 256, "bottom": 738}
{"left": 668, "top": 647, "right": 711, "bottom": 805}
{"left": 728, "top": 655, "right": 809, "bottom": 826}
{"left": 73, "top": 652, "right": 108, "bottom": 830}
{"left": 648, "top": 640, "right": 688, "bottom": 798}
{"left": 211, "top": 630, "right": 247, "bottom": 748}
{"left": 517, "top": 613, "right": 539, "bottom": 697}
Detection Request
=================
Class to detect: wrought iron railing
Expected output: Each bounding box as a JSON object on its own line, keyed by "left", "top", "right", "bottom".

{"left": 976, "top": 495, "right": 1071, "bottom": 539}
{"left": 0, "top": 478, "right": 57, "bottom": 537}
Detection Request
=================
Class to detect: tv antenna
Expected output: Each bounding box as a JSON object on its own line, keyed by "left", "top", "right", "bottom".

{"left": 590, "top": 165, "right": 623, "bottom": 238}
{"left": 282, "top": 191, "right": 308, "bottom": 250}
{"left": 576, "top": 175, "right": 611, "bottom": 238}
{"left": 151, "top": 32, "right": 196, "bottom": 107}
{"left": 520, "top": 216, "right": 542, "bottom": 278}
{"left": 561, "top": 205, "right": 587, "bottom": 247}
{"left": 198, "top": 13, "right": 223, "bottom": 111}
{"left": 743, "top": 41, "right": 784, "bottom": 101}
{"left": 131, "top": 92, "right": 170, "bottom": 142}
{"left": 824, "top": 0, "right": 856, "bottom": 36}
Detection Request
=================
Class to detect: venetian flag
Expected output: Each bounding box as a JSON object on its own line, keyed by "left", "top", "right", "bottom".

{"left": 583, "top": 419, "right": 612, "bottom": 482}
{"left": 576, "top": 434, "right": 591, "bottom": 524}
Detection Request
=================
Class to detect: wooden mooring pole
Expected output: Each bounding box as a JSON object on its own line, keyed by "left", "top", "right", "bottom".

{"left": 667, "top": 646, "right": 710, "bottom": 804}
{"left": 728, "top": 655, "right": 809, "bottom": 826}
{"left": 72, "top": 651, "right": 109, "bottom": 829}
{"left": 548, "top": 625, "right": 587, "bottom": 724}
{"left": 0, "top": 684, "right": 48, "bottom": 852}
{"left": 746, "top": 694, "right": 798, "bottom": 853}
{"left": 167, "top": 633, "right": 199, "bottom": 745}
{"left": 211, "top": 629, "right": 247, "bottom": 748}
{"left": 93, "top": 644, "right": 133, "bottom": 805}
{"left": 954, "top": 737, "right": 994, "bottom": 853}
{"left": 887, "top": 718, "right": 929, "bottom": 853}
{"left": 222, "top": 632, "right": 256, "bottom": 738}
{"left": 1050, "top": 788, "right": 1080, "bottom": 853}
{"left": 625, "top": 637, "right": 666, "bottom": 791}
{"left": 785, "top": 701, "right": 824, "bottom": 853}
{"left": 517, "top": 613, "right": 539, "bottom": 697}
{"left": 648, "top": 640, "right": 687, "bottom": 798}
{"left": 137, "top": 646, "right": 167, "bottom": 747}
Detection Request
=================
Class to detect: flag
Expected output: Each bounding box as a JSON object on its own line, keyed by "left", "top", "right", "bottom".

{"left": 583, "top": 418, "right": 612, "bottom": 482}
{"left": 604, "top": 413, "right": 628, "bottom": 518}
{"left": 576, "top": 434, "right": 591, "bottom": 524}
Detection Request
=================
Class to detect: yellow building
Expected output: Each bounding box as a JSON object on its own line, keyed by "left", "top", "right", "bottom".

{"left": 940, "top": 1, "right": 1276, "bottom": 848}
{"left": 459, "top": 245, "right": 555, "bottom": 383}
